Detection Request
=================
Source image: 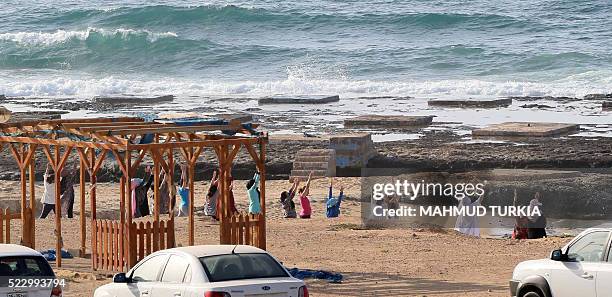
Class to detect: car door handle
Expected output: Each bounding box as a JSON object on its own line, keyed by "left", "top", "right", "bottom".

{"left": 173, "top": 293, "right": 182, "bottom": 297}
{"left": 581, "top": 273, "right": 594, "bottom": 280}
{"left": 141, "top": 290, "right": 150, "bottom": 296}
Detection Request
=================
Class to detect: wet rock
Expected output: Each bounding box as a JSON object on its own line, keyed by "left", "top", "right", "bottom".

{"left": 258, "top": 95, "right": 340, "bottom": 105}
{"left": 584, "top": 93, "right": 612, "bottom": 100}
{"left": 520, "top": 104, "right": 554, "bottom": 109}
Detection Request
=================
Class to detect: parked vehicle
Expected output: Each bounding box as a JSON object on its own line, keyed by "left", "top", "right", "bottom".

{"left": 0, "top": 244, "right": 62, "bottom": 297}
{"left": 94, "top": 245, "right": 308, "bottom": 297}
{"left": 510, "top": 228, "right": 612, "bottom": 297}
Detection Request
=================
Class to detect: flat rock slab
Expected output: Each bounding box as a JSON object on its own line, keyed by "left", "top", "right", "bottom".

{"left": 473, "top": 122, "right": 580, "bottom": 137}
{"left": 8, "top": 111, "right": 67, "bottom": 122}
{"left": 258, "top": 95, "right": 339, "bottom": 105}
{"left": 428, "top": 98, "right": 512, "bottom": 108}
{"left": 344, "top": 115, "right": 434, "bottom": 127}
{"left": 603, "top": 101, "right": 612, "bottom": 110}
{"left": 93, "top": 95, "right": 174, "bottom": 105}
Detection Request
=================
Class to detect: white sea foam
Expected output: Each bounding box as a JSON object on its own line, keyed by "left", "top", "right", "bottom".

{"left": 0, "top": 72, "right": 611, "bottom": 99}
{"left": 0, "top": 28, "right": 178, "bottom": 46}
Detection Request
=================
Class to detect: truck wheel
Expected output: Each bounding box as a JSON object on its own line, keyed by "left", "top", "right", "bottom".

{"left": 522, "top": 291, "right": 542, "bottom": 297}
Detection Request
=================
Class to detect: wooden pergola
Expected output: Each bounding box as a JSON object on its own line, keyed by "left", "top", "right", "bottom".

{"left": 0, "top": 116, "right": 268, "bottom": 271}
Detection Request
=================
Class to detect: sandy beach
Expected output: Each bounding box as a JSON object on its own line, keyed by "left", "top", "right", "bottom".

{"left": 0, "top": 178, "right": 571, "bottom": 297}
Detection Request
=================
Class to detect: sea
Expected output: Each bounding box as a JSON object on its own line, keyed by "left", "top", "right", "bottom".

{"left": 1, "top": 0, "right": 611, "bottom": 99}
{"left": 0, "top": 0, "right": 612, "bottom": 134}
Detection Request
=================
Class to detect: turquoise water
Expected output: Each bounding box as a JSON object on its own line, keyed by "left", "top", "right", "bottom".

{"left": 0, "top": 0, "right": 611, "bottom": 98}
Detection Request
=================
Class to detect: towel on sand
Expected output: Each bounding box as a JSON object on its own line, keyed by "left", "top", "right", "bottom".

{"left": 287, "top": 268, "right": 343, "bottom": 283}
{"left": 40, "top": 249, "right": 73, "bottom": 261}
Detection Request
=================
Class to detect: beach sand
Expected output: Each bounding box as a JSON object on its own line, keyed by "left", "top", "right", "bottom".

{"left": 1, "top": 178, "right": 570, "bottom": 297}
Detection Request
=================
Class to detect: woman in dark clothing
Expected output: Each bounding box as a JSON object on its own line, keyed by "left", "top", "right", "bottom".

{"left": 60, "top": 163, "right": 77, "bottom": 218}
{"left": 527, "top": 192, "right": 547, "bottom": 239}
{"left": 131, "top": 166, "right": 153, "bottom": 218}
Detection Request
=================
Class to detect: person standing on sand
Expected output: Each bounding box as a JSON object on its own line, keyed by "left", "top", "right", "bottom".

{"left": 512, "top": 189, "right": 529, "bottom": 240}
{"left": 131, "top": 166, "right": 153, "bottom": 218}
{"left": 454, "top": 194, "right": 484, "bottom": 237}
{"left": 280, "top": 178, "right": 299, "bottom": 218}
{"left": 298, "top": 171, "right": 313, "bottom": 219}
{"left": 326, "top": 177, "right": 344, "bottom": 218}
{"left": 216, "top": 171, "right": 238, "bottom": 217}
{"left": 60, "top": 162, "right": 77, "bottom": 218}
{"left": 246, "top": 171, "right": 262, "bottom": 215}
{"left": 39, "top": 164, "right": 56, "bottom": 219}
{"left": 176, "top": 164, "right": 189, "bottom": 217}
{"left": 204, "top": 170, "right": 220, "bottom": 220}
{"left": 527, "top": 192, "right": 547, "bottom": 239}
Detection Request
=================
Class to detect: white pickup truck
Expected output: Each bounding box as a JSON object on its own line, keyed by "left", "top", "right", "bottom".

{"left": 510, "top": 228, "right": 612, "bottom": 297}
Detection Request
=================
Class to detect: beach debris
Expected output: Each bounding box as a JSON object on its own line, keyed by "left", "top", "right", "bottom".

{"left": 473, "top": 122, "right": 580, "bottom": 137}
{"left": 290, "top": 149, "right": 336, "bottom": 181}
{"left": 520, "top": 103, "right": 554, "bottom": 109}
{"left": 258, "top": 94, "right": 340, "bottom": 104}
{"left": 93, "top": 94, "right": 175, "bottom": 105}
{"left": 428, "top": 98, "right": 512, "bottom": 108}
{"left": 344, "top": 115, "right": 434, "bottom": 128}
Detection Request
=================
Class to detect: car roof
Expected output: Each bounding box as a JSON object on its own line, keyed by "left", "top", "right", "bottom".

{"left": 165, "top": 245, "right": 267, "bottom": 258}
{"left": 0, "top": 244, "right": 43, "bottom": 257}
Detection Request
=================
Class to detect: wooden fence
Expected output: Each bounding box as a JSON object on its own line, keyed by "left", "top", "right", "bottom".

{"left": 92, "top": 218, "right": 176, "bottom": 272}
{"left": 130, "top": 219, "right": 175, "bottom": 263}
{"left": 93, "top": 219, "right": 124, "bottom": 271}
{"left": 227, "top": 213, "right": 263, "bottom": 247}
{"left": 0, "top": 208, "right": 23, "bottom": 244}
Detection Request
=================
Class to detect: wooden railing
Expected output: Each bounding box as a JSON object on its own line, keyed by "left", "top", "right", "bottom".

{"left": 130, "top": 219, "right": 175, "bottom": 263}
{"left": 226, "top": 213, "right": 264, "bottom": 248}
{"left": 0, "top": 208, "right": 22, "bottom": 244}
{"left": 93, "top": 218, "right": 176, "bottom": 272}
{"left": 93, "top": 219, "right": 125, "bottom": 271}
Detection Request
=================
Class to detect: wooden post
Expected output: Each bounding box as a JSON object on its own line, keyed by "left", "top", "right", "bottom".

{"left": 79, "top": 157, "right": 86, "bottom": 257}
{"left": 153, "top": 149, "right": 160, "bottom": 222}
{"left": 54, "top": 145, "right": 62, "bottom": 267}
{"left": 119, "top": 177, "right": 125, "bottom": 270}
{"left": 89, "top": 149, "right": 97, "bottom": 270}
{"left": 19, "top": 144, "right": 28, "bottom": 247}
{"left": 29, "top": 154, "right": 36, "bottom": 249}
{"left": 259, "top": 139, "right": 267, "bottom": 250}
{"left": 124, "top": 150, "right": 134, "bottom": 268}
{"left": 168, "top": 148, "right": 175, "bottom": 221}
{"left": 188, "top": 158, "right": 195, "bottom": 246}
{"left": 216, "top": 145, "right": 226, "bottom": 244}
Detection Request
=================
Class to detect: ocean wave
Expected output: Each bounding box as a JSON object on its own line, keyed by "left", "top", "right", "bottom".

{"left": 35, "top": 4, "right": 534, "bottom": 31}
{"left": 1, "top": 73, "right": 610, "bottom": 99}
{"left": 0, "top": 28, "right": 177, "bottom": 46}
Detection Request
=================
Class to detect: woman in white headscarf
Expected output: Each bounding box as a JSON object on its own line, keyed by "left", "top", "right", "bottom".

{"left": 454, "top": 194, "right": 484, "bottom": 237}
{"left": 527, "top": 192, "right": 546, "bottom": 239}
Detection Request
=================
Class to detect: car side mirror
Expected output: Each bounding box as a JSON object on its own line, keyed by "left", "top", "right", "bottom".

{"left": 113, "top": 273, "right": 129, "bottom": 283}
{"left": 551, "top": 249, "right": 568, "bottom": 261}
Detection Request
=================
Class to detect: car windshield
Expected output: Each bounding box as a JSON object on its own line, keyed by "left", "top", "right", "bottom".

{"left": 199, "top": 253, "right": 289, "bottom": 282}
{"left": 0, "top": 256, "right": 54, "bottom": 281}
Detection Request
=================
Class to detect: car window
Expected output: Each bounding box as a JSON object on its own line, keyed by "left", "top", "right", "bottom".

{"left": 131, "top": 255, "right": 168, "bottom": 282}
{"left": 567, "top": 231, "right": 610, "bottom": 262}
{"left": 161, "top": 255, "right": 190, "bottom": 283}
{"left": 0, "top": 256, "right": 54, "bottom": 277}
{"left": 199, "top": 253, "right": 288, "bottom": 282}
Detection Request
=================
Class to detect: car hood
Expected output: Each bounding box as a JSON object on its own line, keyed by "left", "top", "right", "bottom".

{"left": 513, "top": 259, "right": 552, "bottom": 280}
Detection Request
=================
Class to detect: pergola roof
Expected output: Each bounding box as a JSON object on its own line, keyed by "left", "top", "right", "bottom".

{"left": 0, "top": 116, "right": 264, "bottom": 151}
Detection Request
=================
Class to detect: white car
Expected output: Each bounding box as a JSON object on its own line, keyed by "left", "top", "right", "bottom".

{"left": 510, "top": 228, "right": 612, "bottom": 297}
{"left": 94, "top": 245, "right": 308, "bottom": 297}
{"left": 0, "top": 244, "right": 62, "bottom": 297}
